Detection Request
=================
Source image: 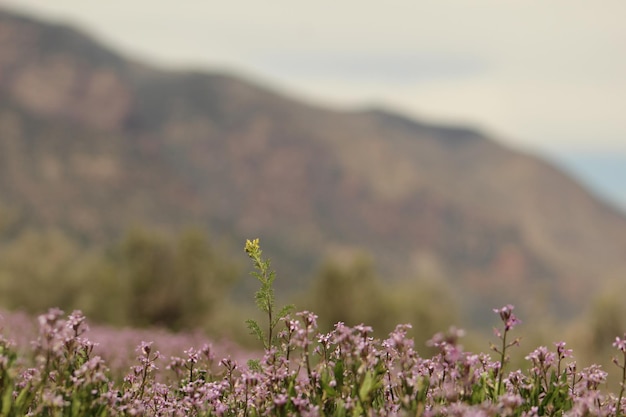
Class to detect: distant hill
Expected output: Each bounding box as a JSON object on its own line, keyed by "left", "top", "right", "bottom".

{"left": 2, "top": 8, "right": 626, "bottom": 320}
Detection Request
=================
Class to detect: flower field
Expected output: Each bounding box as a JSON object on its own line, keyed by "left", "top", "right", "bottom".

{"left": 0, "top": 240, "right": 623, "bottom": 416}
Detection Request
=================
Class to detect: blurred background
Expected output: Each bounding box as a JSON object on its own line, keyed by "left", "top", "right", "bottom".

{"left": 0, "top": 0, "right": 624, "bottom": 367}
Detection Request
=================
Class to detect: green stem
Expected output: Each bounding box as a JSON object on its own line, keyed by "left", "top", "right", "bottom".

{"left": 267, "top": 280, "right": 273, "bottom": 349}
{"left": 496, "top": 329, "right": 507, "bottom": 396}
{"left": 617, "top": 352, "right": 626, "bottom": 417}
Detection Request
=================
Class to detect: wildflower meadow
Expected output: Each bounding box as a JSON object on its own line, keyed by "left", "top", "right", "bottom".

{"left": 0, "top": 239, "right": 624, "bottom": 416}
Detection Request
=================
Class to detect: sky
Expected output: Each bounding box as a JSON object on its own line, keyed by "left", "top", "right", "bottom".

{"left": 1, "top": 0, "right": 625, "bottom": 157}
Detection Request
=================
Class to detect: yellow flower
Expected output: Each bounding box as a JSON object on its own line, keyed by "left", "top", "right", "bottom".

{"left": 245, "top": 238, "right": 260, "bottom": 254}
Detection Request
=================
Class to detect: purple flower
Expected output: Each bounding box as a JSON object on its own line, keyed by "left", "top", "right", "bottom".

{"left": 613, "top": 335, "right": 626, "bottom": 352}
{"left": 66, "top": 310, "right": 89, "bottom": 336}
{"left": 296, "top": 311, "right": 318, "bottom": 330}
{"left": 580, "top": 364, "right": 607, "bottom": 390}
{"left": 498, "top": 393, "right": 524, "bottom": 409}
{"left": 525, "top": 346, "right": 556, "bottom": 369}
{"left": 184, "top": 347, "right": 199, "bottom": 364}
{"left": 493, "top": 304, "right": 521, "bottom": 331}
{"left": 554, "top": 341, "right": 573, "bottom": 359}
{"left": 273, "top": 393, "right": 288, "bottom": 406}
{"left": 138, "top": 341, "right": 153, "bottom": 357}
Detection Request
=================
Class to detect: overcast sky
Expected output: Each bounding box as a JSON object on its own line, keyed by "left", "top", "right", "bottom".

{"left": 2, "top": 0, "right": 625, "bottom": 154}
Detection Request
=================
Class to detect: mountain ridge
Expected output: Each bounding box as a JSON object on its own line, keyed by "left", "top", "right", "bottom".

{"left": 1, "top": 7, "right": 625, "bottom": 319}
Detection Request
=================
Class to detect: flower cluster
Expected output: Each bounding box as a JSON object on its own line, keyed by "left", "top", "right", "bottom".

{"left": 0, "top": 306, "right": 625, "bottom": 416}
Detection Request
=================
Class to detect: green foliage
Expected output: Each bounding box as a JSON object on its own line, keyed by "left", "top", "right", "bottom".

{"left": 383, "top": 278, "right": 458, "bottom": 347}
{"left": 308, "top": 254, "right": 383, "bottom": 331}
{"left": 0, "top": 229, "right": 90, "bottom": 313}
{"left": 103, "top": 228, "right": 238, "bottom": 329}
{"left": 587, "top": 281, "right": 626, "bottom": 356}
{"left": 305, "top": 253, "right": 457, "bottom": 346}
{"left": 0, "top": 204, "right": 19, "bottom": 238}
{"left": 0, "top": 226, "right": 239, "bottom": 332}
{"left": 244, "top": 238, "right": 294, "bottom": 349}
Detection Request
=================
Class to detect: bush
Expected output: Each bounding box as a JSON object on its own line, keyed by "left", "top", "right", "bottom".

{"left": 0, "top": 227, "right": 240, "bottom": 332}
{"left": 305, "top": 254, "right": 457, "bottom": 348}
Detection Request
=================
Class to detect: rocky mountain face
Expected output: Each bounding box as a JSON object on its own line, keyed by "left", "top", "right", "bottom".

{"left": 2, "top": 9, "right": 626, "bottom": 319}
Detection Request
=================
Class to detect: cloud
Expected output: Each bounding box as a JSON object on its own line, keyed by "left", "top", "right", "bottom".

{"left": 254, "top": 51, "right": 489, "bottom": 84}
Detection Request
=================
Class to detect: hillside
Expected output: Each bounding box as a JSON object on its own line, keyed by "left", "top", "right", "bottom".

{"left": 1, "top": 8, "right": 626, "bottom": 319}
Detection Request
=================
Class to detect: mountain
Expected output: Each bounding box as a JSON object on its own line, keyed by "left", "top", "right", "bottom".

{"left": 2, "top": 8, "right": 626, "bottom": 319}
